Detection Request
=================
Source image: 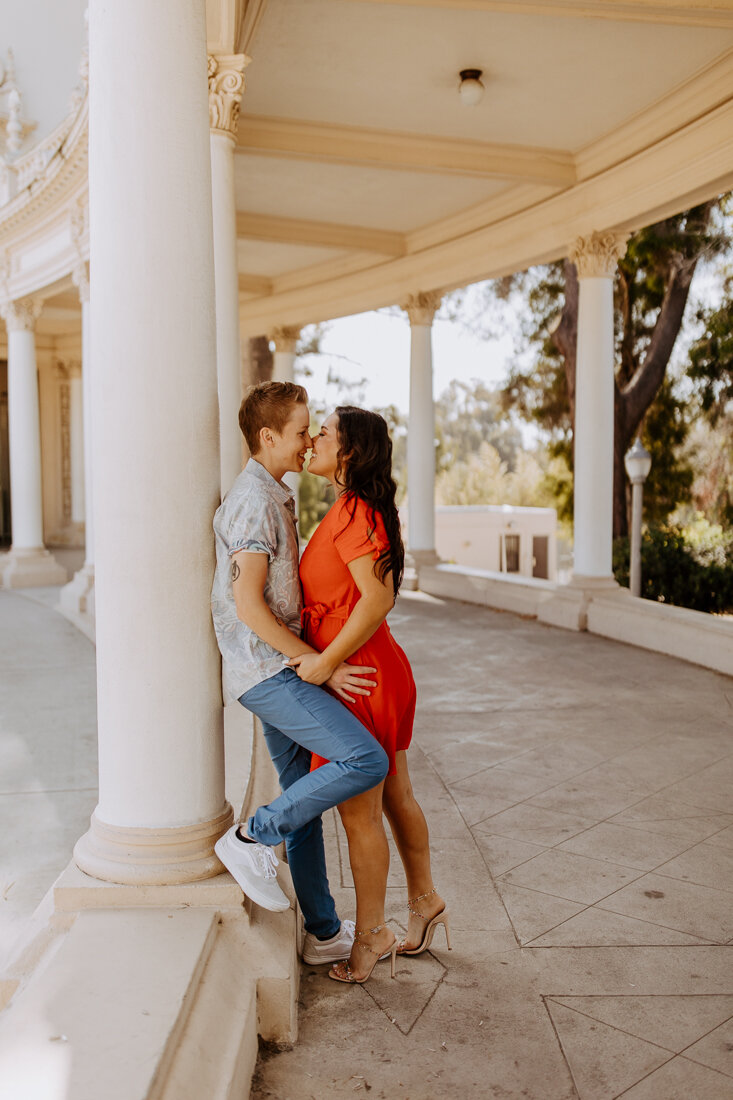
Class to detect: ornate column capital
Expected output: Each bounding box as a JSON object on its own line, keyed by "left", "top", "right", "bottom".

{"left": 570, "top": 231, "right": 628, "bottom": 279}
{"left": 269, "top": 325, "right": 301, "bottom": 354}
{"left": 1, "top": 296, "right": 42, "bottom": 332}
{"left": 402, "top": 291, "right": 442, "bottom": 327}
{"left": 208, "top": 53, "right": 250, "bottom": 139}
{"left": 56, "top": 358, "right": 82, "bottom": 380}
{"left": 72, "top": 260, "right": 90, "bottom": 303}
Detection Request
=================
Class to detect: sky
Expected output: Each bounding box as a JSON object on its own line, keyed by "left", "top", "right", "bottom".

{"left": 295, "top": 258, "right": 728, "bottom": 433}
{"left": 296, "top": 295, "right": 518, "bottom": 419}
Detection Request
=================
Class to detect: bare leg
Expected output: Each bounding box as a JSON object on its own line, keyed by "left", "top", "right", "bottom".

{"left": 334, "top": 781, "right": 394, "bottom": 980}
{"left": 383, "top": 750, "right": 445, "bottom": 950}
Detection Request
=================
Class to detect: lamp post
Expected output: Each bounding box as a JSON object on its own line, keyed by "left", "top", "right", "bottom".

{"left": 624, "top": 437, "right": 652, "bottom": 598}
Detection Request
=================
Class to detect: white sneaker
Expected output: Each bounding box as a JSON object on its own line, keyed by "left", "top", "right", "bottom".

{"left": 302, "top": 919, "right": 355, "bottom": 965}
{"left": 215, "top": 826, "right": 290, "bottom": 913}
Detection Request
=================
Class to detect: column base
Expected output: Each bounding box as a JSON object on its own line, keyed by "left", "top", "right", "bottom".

{"left": 58, "top": 563, "right": 95, "bottom": 625}
{"left": 74, "top": 803, "right": 235, "bottom": 886}
{"left": 404, "top": 548, "right": 439, "bottom": 591}
{"left": 537, "top": 574, "right": 618, "bottom": 632}
{"left": 1, "top": 547, "right": 68, "bottom": 589}
{"left": 48, "top": 521, "right": 86, "bottom": 548}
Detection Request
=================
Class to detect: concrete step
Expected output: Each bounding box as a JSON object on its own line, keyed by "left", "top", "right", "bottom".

{"left": 0, "top": 902, "right": 285, "bottom": 1100}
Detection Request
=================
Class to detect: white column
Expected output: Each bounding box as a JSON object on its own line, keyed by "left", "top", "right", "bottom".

{"left": 403, "top": 292, "right": 441, "bottom": 564}
{"left": 74, "top": 0, "right": 232, "bottom": 884}
{"left": 269, "top": 325, "right": 301, "bottom": 510}
{"left": 60, "top": 265, "right": 96, "bottom": 619}
{"left": 0, "top": 298, "right": 66, "bottom": 588}
{"left": 571, "top": 231, "right": 628, "bottom": 581}
{"left": 209, "top": 53, "right": 249, "bottom": 496}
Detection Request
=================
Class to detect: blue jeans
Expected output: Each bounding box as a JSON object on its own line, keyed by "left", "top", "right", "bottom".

{"left": 239, "top": 668, "right": 388, "bottom": 938}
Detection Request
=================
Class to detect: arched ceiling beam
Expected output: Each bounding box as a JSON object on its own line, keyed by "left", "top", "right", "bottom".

{"left": 351, "top": 0, "right": 733, "bottom": 30}
{"left": 238, "top": 97, "right": 733, "bottom": 333}
{"left": 236, "top": 211, "right": 408, "bottom": 256}
{"left": 238, "top": 273, "right": 274, "bottom": 295}
{"left": 236, "top": 117, "right": 577, "bottom": 187}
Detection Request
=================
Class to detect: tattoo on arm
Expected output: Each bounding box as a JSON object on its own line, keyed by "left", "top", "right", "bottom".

{"left": 231, "top": 559, "right": 241, "bottom": 583}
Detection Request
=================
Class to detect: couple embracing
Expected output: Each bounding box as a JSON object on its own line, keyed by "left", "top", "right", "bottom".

{"left": 211, "top": 382, "right": 449, "bottom": 984}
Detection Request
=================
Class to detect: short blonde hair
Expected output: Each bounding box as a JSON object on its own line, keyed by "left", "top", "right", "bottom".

{"left": 239, "top": 381, "right": 308, "bottom": 454}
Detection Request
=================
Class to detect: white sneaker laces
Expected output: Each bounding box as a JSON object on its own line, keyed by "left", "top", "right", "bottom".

{"left": 254, "top": 845, "right": 279, "bottom": 880}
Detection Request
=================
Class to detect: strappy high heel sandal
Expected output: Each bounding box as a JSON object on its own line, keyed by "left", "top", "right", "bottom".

{"left": 329, "top": 923, "right": 398, "bottom": 984}
{"left": 398, "top": 889, "right": 452, "bottom": 956}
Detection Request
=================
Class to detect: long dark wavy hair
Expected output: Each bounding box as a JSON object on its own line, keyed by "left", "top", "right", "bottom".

{"left": 335, "top": 406, "right": 405, "bottom": 599}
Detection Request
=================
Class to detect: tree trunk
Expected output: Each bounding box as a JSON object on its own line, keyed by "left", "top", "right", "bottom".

{"left": 614, "top": 391, "right": 632, "bottom": 538}
{"left": 240, "top": 336, "right": 274, "bottom": 461}
{"left": 551, "top": 259, "right": 578, "bottom": 428}
{"left": 242, "top": 334, "right": 274, "bottom": 389}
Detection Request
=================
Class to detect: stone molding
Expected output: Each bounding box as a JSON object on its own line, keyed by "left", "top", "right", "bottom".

{"left": 59, "top": 369, "right": 72, "bottom": 522}
{"left": 208, "top": 53, "right": 250, "bottom": 139}
{"left": 1, "top": 294, "right": 41, "bottom": 331}
{"left": 269, "top": 324, "right": 300, "bottom": 353}
{"left": 402, "top": 291, "right": 442, "bottom": 327}
{"left": 74, "top": 803, "right": 235, "bottom": 886}
{"left": 69, "top": 198, "right": 90, "bottom": 302}
{"left": 570, "top": 230, "right": 628, "bottom": 278}
{"left": 72, "top": 259, "right": 90, "bottom": 302}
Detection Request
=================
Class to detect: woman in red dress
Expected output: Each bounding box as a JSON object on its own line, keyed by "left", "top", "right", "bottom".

{"left": 289, "top": 406, "right": 449, "bottom": 984}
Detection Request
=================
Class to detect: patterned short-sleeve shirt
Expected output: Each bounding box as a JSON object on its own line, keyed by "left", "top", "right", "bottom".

{"left": 211, "top": 459, "right": 302, "bottom": 704}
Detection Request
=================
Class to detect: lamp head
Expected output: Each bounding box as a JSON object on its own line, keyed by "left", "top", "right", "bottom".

{"left": 624, "top": 437, "right": 652, "bottom": 484}
{"left": 458, "top": 69, "right": 484, "bottom": 107}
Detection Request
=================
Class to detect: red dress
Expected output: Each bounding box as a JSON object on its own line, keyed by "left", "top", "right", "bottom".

{"left": 300, "top": 494, "right": 416, "bottom": 776}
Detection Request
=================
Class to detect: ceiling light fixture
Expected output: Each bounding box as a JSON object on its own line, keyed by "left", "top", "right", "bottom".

{"left": 458, "top": 68, "right": 484, "bottom": 107}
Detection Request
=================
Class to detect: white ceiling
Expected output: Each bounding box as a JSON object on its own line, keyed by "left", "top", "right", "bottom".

{"left": 236, "top": 238, "right": 351, "bottom": 275}
{"left": 233, "top": 1, "right": 733, "bottom": 304}
{"left": 242, "top": 0, "right": 733, "bottom": 150}
{"left": 234, "top": 153, "right": 509, "bottom": 231}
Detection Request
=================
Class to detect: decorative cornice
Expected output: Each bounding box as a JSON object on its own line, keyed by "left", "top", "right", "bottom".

{"left": 208, "top": 53, "right": 250, "bottom": 139}
{"left": 70, "top": 200, "right": 90, "bottom": 301}
{"left": 269, "top": 325, "right": 300, "bottom": 353}
{"left": 570, "top": 231, "right": 628, "bottom": 278}
{"left": 1, "top": 295, "right": 42, "bottom": 331}
{"left": 72, "top": 260, "right": 90, "bottom": 303}
{"left": 402, "top": 291, "right": 442, "bottom": 327}
{"left": 70, "top": 196, "right": 88, "bottom": 246}
{"left": 0, "top": 97, "right": 88, "bottom": 238}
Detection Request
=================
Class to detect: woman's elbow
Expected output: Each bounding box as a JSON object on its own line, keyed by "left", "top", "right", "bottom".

{"left": 365, "top": 592, "right": 394, "bottom": 623}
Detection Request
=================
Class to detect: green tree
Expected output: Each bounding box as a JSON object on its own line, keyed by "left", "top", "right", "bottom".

{"left": 435, "top": 379, "right": 522, "bottom": 474}
{"left": 435, "top": 441, "right": 557, "bottom": 509}
{"left": 688, "top": 283, "right": 733, "bottom": 425}
{"left": 501, "top": 200, "right": 728, "bottom": 536}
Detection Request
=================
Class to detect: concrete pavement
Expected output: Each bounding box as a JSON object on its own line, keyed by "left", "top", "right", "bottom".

{"left": 253, "top": 591, "right": 733, "bottom": 1100}
{"left": 1, "top": 586, "right": 732, "bottom": 1098}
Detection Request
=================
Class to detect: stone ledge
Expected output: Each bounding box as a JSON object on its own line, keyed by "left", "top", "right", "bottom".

{"left": 53, "top": 861, "right": 247, "bottom": 911}
{"left": 0, "top": 907, "right": 222, "bottom": 1100}
{"left": 587, "top": 588, "right": 733, "bottom": 677}
{"left": 418, "top": 562, "right": 556, "bottom": 619}
{"left": 1, "top": 892, "right": 299, "bottom": 1099}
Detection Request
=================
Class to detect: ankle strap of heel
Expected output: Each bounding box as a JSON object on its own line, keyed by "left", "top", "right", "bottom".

{"left": 407, "top": 888, "right": 437, "bottom": 921}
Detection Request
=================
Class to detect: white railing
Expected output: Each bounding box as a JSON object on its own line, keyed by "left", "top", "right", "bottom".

{"left": 418, "top": 561, "right": 733, "bottom": 677}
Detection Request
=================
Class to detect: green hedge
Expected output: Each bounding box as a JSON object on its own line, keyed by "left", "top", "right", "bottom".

{"left": 613, "top": 524, "right": 733, "bottom": 614}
